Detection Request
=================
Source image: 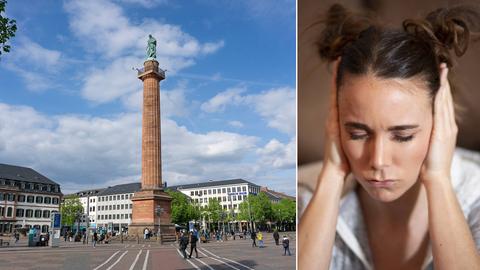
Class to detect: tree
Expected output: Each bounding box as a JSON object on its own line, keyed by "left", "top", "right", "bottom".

{"left": 203, "top": 198, "right": 222, "bottom": 230}
{"left": 250, "top": 192, "right": 273, "bottom": 225}
{"left": 60, "top": 195, "right": 84, "bottom": 227}
{"left": 0, "top": 0, "right": 17, "bottom": 57}
{"left": 272, "top": 198, "right": 296, "bottom": 231}
{"left": 166, "top": 190, "right": 200, "bottom": 226}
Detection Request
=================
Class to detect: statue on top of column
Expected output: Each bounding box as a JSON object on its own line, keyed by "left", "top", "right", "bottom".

{"left": 146, "top": 34, "right": 157, "bottom": 60}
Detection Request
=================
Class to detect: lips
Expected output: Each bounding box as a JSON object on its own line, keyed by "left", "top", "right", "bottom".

{"left": 366, "top": 179, "right": 396, "bottom": 188}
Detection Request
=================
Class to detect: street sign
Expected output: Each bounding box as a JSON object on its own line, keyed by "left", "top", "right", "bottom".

{"left": 227, "top": 192, "right": 247, "bottom": 196}
{"left": 52, "top": 213, "right": 61, "bottom": 229}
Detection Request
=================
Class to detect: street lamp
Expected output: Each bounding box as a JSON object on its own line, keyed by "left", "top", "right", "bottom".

{"left": 155, "top": 206, "right": 164, "bottom": 244}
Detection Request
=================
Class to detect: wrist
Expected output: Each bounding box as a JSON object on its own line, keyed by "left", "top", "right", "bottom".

{"left": 422, "top": 174, "right": 453, "bottom": 190}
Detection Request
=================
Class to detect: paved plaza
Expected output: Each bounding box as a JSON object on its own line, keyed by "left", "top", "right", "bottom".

{"left": 0, "top": 232, "right": 295, "bottom": 270}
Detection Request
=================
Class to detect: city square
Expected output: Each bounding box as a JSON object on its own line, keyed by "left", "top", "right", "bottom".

{"left": 0, "top": 232, "right": 295, "bottom": 270}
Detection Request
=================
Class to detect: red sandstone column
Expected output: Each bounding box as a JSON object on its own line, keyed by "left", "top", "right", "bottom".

{"left": 138, "top": 60, "right": 165, "bottom": 190}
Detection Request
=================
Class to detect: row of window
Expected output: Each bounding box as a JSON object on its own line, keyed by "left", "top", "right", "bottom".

{"left": 195, "top": 194, "right": 247, "bottom": 204}
{"left": 98, "top": 194, "right": 133, "bottom": 202}
{"left": 0, "top": 206, "right": 53, "bottom": 219}
{"left": 0, "top": 193, "right": 59, "bottom": 205}
{"left": 97, "top": 204, "right": 133, "bottom": 211}
{"left": 98, "top": 213, "right": 132, "bottom": 220}
{"left": 0, "top": 179, "right": 59, "bottom": 193}
{"left": 190, "top": 186, "right": 248, "bottom": 197}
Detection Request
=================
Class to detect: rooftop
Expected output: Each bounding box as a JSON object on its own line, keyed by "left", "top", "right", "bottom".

{"left": 0, "top": 163, "right": 59, "bottom": 186}
{"left": 168, "top": 179, "right": 259, "bottom": 190}
{"left": 97, "top": 182, "right": 141, "bottom": 196}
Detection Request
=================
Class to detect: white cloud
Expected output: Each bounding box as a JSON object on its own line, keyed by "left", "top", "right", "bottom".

{"left": 0, "top": 103, "right": 265, "bottom": 194}
{"left": 14, "top": 38, "right": 63, "bottom": 72}
{"left": 257, "top": 138, "right": 296, "bottom": 169}
{"left": 115, "top": 0, "right": 168, "bottom": 8}
{"left": 200, "top": 87, "right": 246, "bottom": 113}
{"left": 228, "top": 120, "right": 244, "bottom": 128}
{"left": 201, "top": 86, "right": 296, "bottom": 135}
{"left": 248, "top": 87, "right": 296, "bottom": 135}
{"left": 64, "top": 0, "right": 224, "bottom": 105}
{"left": 64, "top": 0, "right": 224, "bottom": 59}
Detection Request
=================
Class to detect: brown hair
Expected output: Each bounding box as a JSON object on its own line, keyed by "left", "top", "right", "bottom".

{"left": 313, "top": 4, "right": 480, "bottom": 122}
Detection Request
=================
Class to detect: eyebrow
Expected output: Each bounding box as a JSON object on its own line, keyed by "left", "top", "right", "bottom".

{"left": 344, "top": 122, "right": 419, "bottom": 132}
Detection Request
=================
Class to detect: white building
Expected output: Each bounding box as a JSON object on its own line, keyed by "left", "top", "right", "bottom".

{"left": 0, "top": 163, "right": 62, "bottom": 234}
{"left": 169, "top": 179, "right": 261, "bottom": 213}
{"left": 72, "top": 188, "right": 104, "bottom": 229}
{"left": 95, "top": 183, "right": 141, "bottom": 233}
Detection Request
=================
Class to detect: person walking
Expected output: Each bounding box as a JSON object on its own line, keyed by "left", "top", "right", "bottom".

{"left": 273, "top": 229, "right": 280, "bottom": 245}
{"left": 282, "top": 235, "right": 291, "bottom": 256}
{"left": 179, "top": 231, "right": 189, "bottom": 259}
{"left": 144, "top": 228, "right": 149, "bottom": 240}
{"left": 188, "top": 230, "right": 199, "bottom": 259}
{"left": 93, "top": 232, "right": 98, "bottom": 248}
{"left": 251, "top": 230, "right": 257, "bottom": 247}
{"left": 257, "top": 231, "right": 264, "bottom": 248}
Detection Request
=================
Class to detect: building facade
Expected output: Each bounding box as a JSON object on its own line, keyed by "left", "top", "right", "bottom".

{"left": 71, "top": 188, "right": 104, "bottom": 229}
{"left": 95, "top": 183, "right": 141, "bottom": 233}
{"left": 0, "top": 163, "right": 62, "bottom": 234}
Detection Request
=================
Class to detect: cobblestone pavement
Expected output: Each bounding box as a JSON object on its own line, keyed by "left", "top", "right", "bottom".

{"left": 0, "top": 232, "right": 296, "bottom": 270}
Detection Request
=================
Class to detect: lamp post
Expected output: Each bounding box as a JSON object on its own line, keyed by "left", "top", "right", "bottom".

{"left": 155, "top": 206, "right": 164, "bottom": 244}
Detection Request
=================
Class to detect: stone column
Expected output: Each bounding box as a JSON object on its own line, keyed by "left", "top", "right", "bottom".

{"left": 138, "top": 60, "right": 165, "bottom": 190}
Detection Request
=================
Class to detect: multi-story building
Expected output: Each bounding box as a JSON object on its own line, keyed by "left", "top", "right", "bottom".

{"left": 169, "top": 179, "right": 261, "bottom": 213}
{"left": 95, "top": 183, "right": 141, "bottom": 233}
{"left": 260, "top": 186, "right": 296, "bottom": 203}
{"left": 0, "top": 163, "right": 62, "bottom": 234}
{"left": 71, "top": 188, "right": 104, "bottom": 229}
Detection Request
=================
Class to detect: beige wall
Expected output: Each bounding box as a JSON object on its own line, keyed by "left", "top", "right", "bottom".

{"left": 298, "top": 0, "right": 480, "bottom": 165}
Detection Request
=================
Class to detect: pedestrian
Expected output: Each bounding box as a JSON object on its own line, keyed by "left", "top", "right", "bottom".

{"left": 251, "top": 230, "right": 257, "bottom": 247}
{"left": 243, "top": 229, "right": 247, "bottom": 240}
{"left": 14, "top": 230, "right": 19, "bottom": 244}
{"left": 282, "top": 235, "right": 291, "bottom": 256}
{"left": 144, "top": 228, "right": 149, "bottom": 240}
{"left": 188, "top": 230, "right": 199, "bottom": 259}
{"left": 273, "top": 229, "right": 280, "bottom": 245}
{"left": 93, "top": 232, "right": 98, "bottom": 248}
{"left": 64, "top": 230, "right": 68, "bottom": 242}
{"left": 257, "top": 231, "right": 264, "bottom": 248}
{"left": 179, "top": 230, "right": 189, "bottom": 259}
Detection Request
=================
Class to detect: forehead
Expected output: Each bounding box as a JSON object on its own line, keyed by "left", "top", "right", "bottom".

{"left": 338, "top": 74, "right": 431, "bottom": 126}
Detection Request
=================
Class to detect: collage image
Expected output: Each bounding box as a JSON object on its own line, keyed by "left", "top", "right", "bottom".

{"left": 0, "top": 0, "right": 480, "bottom": 269}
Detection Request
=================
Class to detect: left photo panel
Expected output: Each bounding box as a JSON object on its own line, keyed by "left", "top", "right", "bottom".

{"left": 0, "top": 1, "right": 297, "bottom": 269}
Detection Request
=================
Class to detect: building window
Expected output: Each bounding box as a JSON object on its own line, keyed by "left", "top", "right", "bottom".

{"left": 16, "top": 208, "right": 24, "bottom": 217}
{"left": 228, "top": 205, "right": 232, "bottom": 209}
{"left": 223, "top": 205, "right": 227, "bottom": 209}
{"left": 222, "top": 188, "right": 226, "bottom": 193}
{"left": 42, "top": 186, "right": 48, "bottom": 191}
{"left": 233, "top": 196, "right": 237, "bottom": 201}
{"left": 121, "top": 214, "right": 124, "bottom": 219}
{"left": 108, "top": 196, "right": 112, "bottom": 201}
{"left": 121, "top": 204, "right": 124, "bottom": 210}
{"left": 34, "top": 184, "right": 40, "bottom": 190}
{"left": 232, "top": 187, "right": 236, "bottom": 192}
{"left": 109, "top": 205, "right": 112, "bottom": 210}
{"left": 191, "top": 191, "right": 194, "bottom": 196}
{"left": 109, "top": 214, "right": 112, "bottom": 219}
{"left": 44, "top": 197, "right": 51, "bottom": 204}
{"left": 129, "top": 204, "right": 132, "bottom": 209}
{"left": 52, "top": 198, "right": 59, "bottom": 204}
{"left": 25, "top": 209, "right": 33, "bottom": 217}
{"left": 223, "top": 196, "right": 226, "bottom": 202}
{"left": 116, "top": 214, "right": 120, "bottom": 219}
{"left": 243, "top": 195, "right": 247, "bottom": 200}
{"left": 43, "top": 210, "right": 50, "bottom": 218}
{"left": 124, "top": 204, "right": 128, "bottom": 209}
{"left": 121, "top": 194, "right": 124, "bottom": 200}
{"left": 34, "top": 210, "right": 42, "bottom": 218}
{"left": 25, "top": 183, "right": 31, "bottom": 190}
{"left": 113, "top": 205, "right": 116, "bottom": 210}
{"left": 213, "top": 189, "right": 216, "bottom": 194}
{"left": 36, "top": 196, "right": 43, "bottom": 204}
{"left": 208, "top": 189, "right": 211, "bottom": 195}
{"left": 195, "top": 199, "right": 198, "bottom": 203}
{"left": 7, "top": 194, "right": 15, "bottom": 201}
{"left": 42, "top": 225, "right": 49, "bottom": 233}
{"left": 227, "top": 188, "right": 231, "bottom": 193}
{"left": 242, "top": 186, "right": 246, "bottom": 192}
{"left": 27, "top": 196, "right": 34, "bottom": 203}
{"left": 6, "top": 207, "right": 13, "bottom": 217}
{"left": 129, "top": 194, "right": 133, "bottom": 199}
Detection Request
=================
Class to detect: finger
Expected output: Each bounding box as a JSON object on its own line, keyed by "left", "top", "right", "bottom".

{"left": 443, "top": 67, "right": 457, "bottom": 131}
{"left": 434, "top": 66, "right": 447, "bottom": 136}
{"left": 439, "top": 65, "right": 452, "bottom": 133}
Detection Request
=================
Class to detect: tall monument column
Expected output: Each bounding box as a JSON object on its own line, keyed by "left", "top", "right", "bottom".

{"left": 129, "top": 35, "right": 175, "bottom": 241}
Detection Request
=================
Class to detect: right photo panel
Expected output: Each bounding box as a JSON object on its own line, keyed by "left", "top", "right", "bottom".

{"left": 297, "top": 0, "right": 480, "bottom": 269}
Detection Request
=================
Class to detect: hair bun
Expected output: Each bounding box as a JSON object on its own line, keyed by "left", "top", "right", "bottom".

{"left": 403, "top": 5, "right": 480, "bottom": 66}
{"left": 316, "top": 4, "right": 377, "bottom": 62}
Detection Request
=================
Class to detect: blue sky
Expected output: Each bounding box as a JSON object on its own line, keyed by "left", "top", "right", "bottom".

{"left": 0, "top": 0, "right": 296, "bottom": 195}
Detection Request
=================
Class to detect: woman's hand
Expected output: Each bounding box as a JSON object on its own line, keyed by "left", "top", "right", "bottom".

{"left": 420, "top": 63, "right": 458, "bottom": 184}
{"left": 323, "top": 57, "right": 351, "bottom": 179}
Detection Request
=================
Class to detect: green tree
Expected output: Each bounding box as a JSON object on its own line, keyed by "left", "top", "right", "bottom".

{"left": 250, "top": 192, "right": 273, "bottom": 224}
{"left": 60, "top": 195, "right": 83, "bottom": 227}
{"left": 203, "top": 198, "right": 222, "bottom": 230}
{"left": 272, "top": 198, "right": 296, "bottom": 230}
{"left": 0, "top": 0, "right": 17, "bottom": 57}
{"left": 166, "top": 190, "right": 200, "bottom": 226}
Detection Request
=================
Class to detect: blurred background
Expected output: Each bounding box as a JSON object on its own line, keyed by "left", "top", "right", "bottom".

{"left": 298, "top": 0, "right": 480, "bottom": 216}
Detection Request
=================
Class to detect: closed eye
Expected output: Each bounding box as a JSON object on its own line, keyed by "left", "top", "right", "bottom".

{"left": 348, "top": 133, "right": 415, "bottom": 143}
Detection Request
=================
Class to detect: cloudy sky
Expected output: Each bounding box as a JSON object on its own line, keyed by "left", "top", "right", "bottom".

{"left": 0, "top": 0, "right": 296, "bottom": 195}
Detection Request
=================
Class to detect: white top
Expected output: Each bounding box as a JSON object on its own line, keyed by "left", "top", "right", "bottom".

{"left": 330, "top": 147, "right": 480, "bottom": 270}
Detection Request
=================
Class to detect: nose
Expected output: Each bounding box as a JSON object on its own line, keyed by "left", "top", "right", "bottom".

{"left": 369, "top": 135, "right": 390, "bottom": 171}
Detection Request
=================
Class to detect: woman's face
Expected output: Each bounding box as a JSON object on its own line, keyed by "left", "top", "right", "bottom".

{"left": 338, "top": 74, "right": 433, "bottom": 202}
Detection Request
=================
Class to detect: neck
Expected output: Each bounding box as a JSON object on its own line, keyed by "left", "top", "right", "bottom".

{"left": 358, "top": 180, "right": 427, "bottom": 227}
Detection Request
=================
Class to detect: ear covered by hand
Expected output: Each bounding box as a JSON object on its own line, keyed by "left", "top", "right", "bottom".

{"left": 420, "top": 63, "right": 458, "bottom": 184}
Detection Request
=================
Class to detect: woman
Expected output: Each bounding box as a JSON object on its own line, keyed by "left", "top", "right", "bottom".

{"left": 299, "top": 4, "right": 480, "bottom": 270}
